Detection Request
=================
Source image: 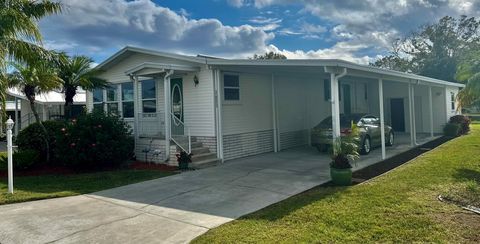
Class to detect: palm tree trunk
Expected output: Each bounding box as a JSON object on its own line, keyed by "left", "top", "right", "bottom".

{"left": 29, "top": 98, "right": 50, "bottom": 163}
{"left": 64, "top": 87, "right": 76, "bottom": 119}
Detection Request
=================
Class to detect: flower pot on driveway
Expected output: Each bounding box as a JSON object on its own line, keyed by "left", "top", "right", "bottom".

{"left": 330, "top": 167, "right": 352, "bottom": 186}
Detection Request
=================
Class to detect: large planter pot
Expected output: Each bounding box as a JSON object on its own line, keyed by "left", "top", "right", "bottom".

{"left": 330, "top": 167, "right": 352, "bottom": 186}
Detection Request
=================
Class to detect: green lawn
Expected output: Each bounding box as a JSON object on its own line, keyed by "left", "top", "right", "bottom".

{"left": 194, "top": 125, "right": 480, "bottom": 243}
{"left": 0, "top": 169, "right": 174, "bottom": 205}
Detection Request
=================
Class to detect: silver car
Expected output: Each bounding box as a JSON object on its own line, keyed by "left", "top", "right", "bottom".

{"left": 311, "top": 114, "right": 395, "bottom": 154}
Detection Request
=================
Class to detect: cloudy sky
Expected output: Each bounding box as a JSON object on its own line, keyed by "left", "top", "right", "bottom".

{"left": 39, "top": 0, "right": 480, "bottom": 64}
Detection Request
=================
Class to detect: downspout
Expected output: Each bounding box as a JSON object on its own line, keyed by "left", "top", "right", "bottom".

{"left": 164, "top": 70, "right": 174, "bottom": 162}
{"left": 325, "top": 66, "right": 347, "bottom": 143}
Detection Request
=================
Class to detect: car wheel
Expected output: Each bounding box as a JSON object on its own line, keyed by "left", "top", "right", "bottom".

{"left": 360, "top": 136, "right": 371, "bottom": 155}
{"left": 386, "top": 131, "right": 394, "bottom": 146}
{"left": 316, "top": 144, "right": 327, "bottom": 152}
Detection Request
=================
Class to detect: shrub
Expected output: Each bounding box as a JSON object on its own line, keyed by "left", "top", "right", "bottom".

{"left": 443, "top": 123, "right": 461, "bottom": 137}
{"left": 54, "top": 111, "right": 134, "bottom": 170}
{"left": 448, "top": 115, "right": 471, "bottom": 135}
{"left": 0, "top": 149, "right": 40, "bottom": 170}
{"left": 15, "top": 120, "right": 65, "bottom": 165}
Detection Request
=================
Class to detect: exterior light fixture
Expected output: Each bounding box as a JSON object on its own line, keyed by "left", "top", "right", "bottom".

{"left": 194, "top": 75, "right": 199, "bottom": 87}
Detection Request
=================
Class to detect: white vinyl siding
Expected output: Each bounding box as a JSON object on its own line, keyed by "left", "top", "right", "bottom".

{"left": 222, "top": 72, "right": 273, "bottom": 135}
{"left": 182, "top": 67, "right": 215, "bottom": 137}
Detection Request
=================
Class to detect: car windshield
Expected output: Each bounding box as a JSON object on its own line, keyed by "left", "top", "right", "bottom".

{"left": 317, "top": 114, "right": 366, "bottom": 128}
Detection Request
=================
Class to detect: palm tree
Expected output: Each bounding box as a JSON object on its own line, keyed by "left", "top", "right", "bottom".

{"left": 0, "top": 0, "right": 62, "bottom": 121}
{"left": 456, "top": 50, "right": 480, "bottom": 109}
{"left": 56, "top": 54, "right": 106, "bottom": 119}
{"left": 8, "top": 61, "right": 62, "bottom": 162}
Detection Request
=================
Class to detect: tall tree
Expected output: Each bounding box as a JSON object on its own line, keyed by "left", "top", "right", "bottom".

{"left": 8, "top": 61, "right": 61, "bottom": 162}
{"left": 372, "top": 16, "right": 480, "bottom": 83}
{"left": 0, "top": 0, "right": 62, "bottom": 121}
{"left": 56, "top": 54, "right": 106, "bottom": 119}
{"left": 251, "top": 51, "right": 287, "bottom": 60}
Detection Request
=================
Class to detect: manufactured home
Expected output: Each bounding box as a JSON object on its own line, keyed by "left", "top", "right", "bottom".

{"left": 88, "top": 46, "right": 463, "bottom": 166}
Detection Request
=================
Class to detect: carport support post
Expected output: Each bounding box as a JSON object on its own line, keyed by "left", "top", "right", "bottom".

{"left": 164, "top": 70, "right": 173, "bottom": 161}
{"left": 271, "top": 74, "right": 278, "bottom": 152}
{"left": 330, "top": 73, "right": 341, "bottom": 142}
{"left": 408, "top": 82, "right": 414, "bottom": 147}
{"left": 429, "top": 86, "right": 434, "bottom": 137}
{"left": 378, "top": 79, "right": 386, "bottom": 160}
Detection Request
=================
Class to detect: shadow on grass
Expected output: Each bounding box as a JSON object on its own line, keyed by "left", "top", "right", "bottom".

{"left": 454, "top": 168, "right": 480, "bottom": 183}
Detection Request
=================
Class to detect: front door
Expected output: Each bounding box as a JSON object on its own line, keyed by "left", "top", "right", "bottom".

{"left": 342, "top": 84, "right": 351, "bottom": 114}
{"left": 170, "top": 78, "right": 184, "bottom": 136}
{"left": 390, "top": 98, "right": 405, "bottom": 132}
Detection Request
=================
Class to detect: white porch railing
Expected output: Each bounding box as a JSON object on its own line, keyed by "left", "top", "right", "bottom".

{"left": 170, "top": 112, "right": 191, "bottom": 154}
{"left": 137, "top": 112, "right": 165, "bottom": 138}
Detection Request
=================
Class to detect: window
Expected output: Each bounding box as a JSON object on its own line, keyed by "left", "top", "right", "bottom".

{"left": 224, "top": 74, "right": 240, "bottom": 101}
{"left": 92, "top": 88, "right": 104, "bottom": 112}
{"left": 450, "top": 92, "right": 455, "bottom": 111}
{"left": 324, "top": 79, "right": 330, "bottom": 101}
{"left": 122, "top": 82, "right": 134, "bottom": 118}
{"left": 142, "top": 79, "right": 156, "bottom": 113}
{"left": 106, "top": 84, "right": 119, "bottom": 115}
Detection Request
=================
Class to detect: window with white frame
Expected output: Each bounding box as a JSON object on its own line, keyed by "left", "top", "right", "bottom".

{"left": 106, "top": 84, "right": 119, "bottom": 115}
{"left": 121, "top": 82, "right": 134, "bottom": 118}
{"left": 223, "top": 74, "right": 240, "bottom": 101}
{"left": 450, "top": 92, "right": 456, "bottom": 111}
{"left": 141, "top": 79, "right": 156, "bottom": 113}
{"left": 92, "top": 88, "right": 104, "bottom": 112}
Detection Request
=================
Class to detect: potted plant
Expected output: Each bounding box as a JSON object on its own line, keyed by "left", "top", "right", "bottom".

{"left": 176, "top": 151, "right": 193, "bottom": 171}
{"left": 330, "top": 124, "right": 360, "bottom": 186}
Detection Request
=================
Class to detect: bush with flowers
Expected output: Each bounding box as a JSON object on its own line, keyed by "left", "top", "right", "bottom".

{"left": 54, "top": 111, "right": 134, "bottom": 170}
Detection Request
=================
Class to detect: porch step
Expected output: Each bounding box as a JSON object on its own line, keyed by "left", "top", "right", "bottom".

{"left": 192, "top": 152, "right": 217, "bottom": 162}
{"left": 191, "top": 158, "right": 220, "bottom": 169}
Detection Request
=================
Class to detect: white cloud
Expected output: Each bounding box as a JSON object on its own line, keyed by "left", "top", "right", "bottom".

{"left": 227, "top": 0, "right": 245, "bottom": 8}
{"left": 41, "top": 0, "right": 274, "bottom": 58}
{"left": 266, "top": 44, "right": 380, "bottom": 64}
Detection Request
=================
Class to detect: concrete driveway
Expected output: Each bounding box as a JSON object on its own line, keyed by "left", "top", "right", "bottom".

{"left": 0, "top": 135, "right": 432, "bottom": 243}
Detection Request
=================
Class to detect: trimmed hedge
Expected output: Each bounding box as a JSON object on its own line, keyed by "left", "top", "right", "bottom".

{"left": 15, "top": 120, "right": 65, "bottom": 165}
{"left": 443, "top": 123, "right": 461, "bottom": 137}
{"left": 448, "top": 115, "right": 471, "bottom": 135}
{"left": 0, "top": 149, "right": 39, "bottom": 170}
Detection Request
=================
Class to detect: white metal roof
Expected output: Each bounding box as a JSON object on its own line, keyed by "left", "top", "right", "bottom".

{"left": 7, "top": 88, "right": 86, "bottom": 105}
{"left": 97, "top": 46, "right": 464, "bottom": 88}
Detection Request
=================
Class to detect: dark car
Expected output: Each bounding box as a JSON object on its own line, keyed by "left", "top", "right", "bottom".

{"left": 311, "top": 114, "right": 394, "bottom": 155}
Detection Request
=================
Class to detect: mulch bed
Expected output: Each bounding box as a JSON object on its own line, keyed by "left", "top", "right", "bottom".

{"left": 352, "top": 136, "right": 451, "bottom": 181}
{"left": 321, "top": 136, "right": 451, "bottom": 187}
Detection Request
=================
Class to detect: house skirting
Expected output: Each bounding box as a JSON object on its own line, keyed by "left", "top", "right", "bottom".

{"left": 135, "top": 138, "right": 166, "bottom": 164}
{"left": 279, "top": 129, "right": 309, "bottom": 150}
{"left": 223, "top": 130, "right": 274, "bottom": 160}
{"left": 196, "top": 136, "right": 217, "bottom": 154}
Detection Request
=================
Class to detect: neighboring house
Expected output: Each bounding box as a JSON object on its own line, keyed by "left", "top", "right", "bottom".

{"left": 87, "top": 46, "right": 463, "bottom": 166}
{"left": 6, "top": 88, "right": 86, "bottom": 135}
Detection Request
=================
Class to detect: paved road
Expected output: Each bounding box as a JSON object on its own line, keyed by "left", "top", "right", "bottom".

{"left": 0, "top": 140, "right": 421, "bottom": 244}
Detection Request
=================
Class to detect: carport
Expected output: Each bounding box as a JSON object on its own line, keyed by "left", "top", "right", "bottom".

{"left": 209, "top": 58, "right": 463, "bottom": 162}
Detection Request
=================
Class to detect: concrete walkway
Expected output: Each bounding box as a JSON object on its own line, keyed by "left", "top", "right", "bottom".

{"left": 0, "top": 137, "right": 430, "bottom": 244}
